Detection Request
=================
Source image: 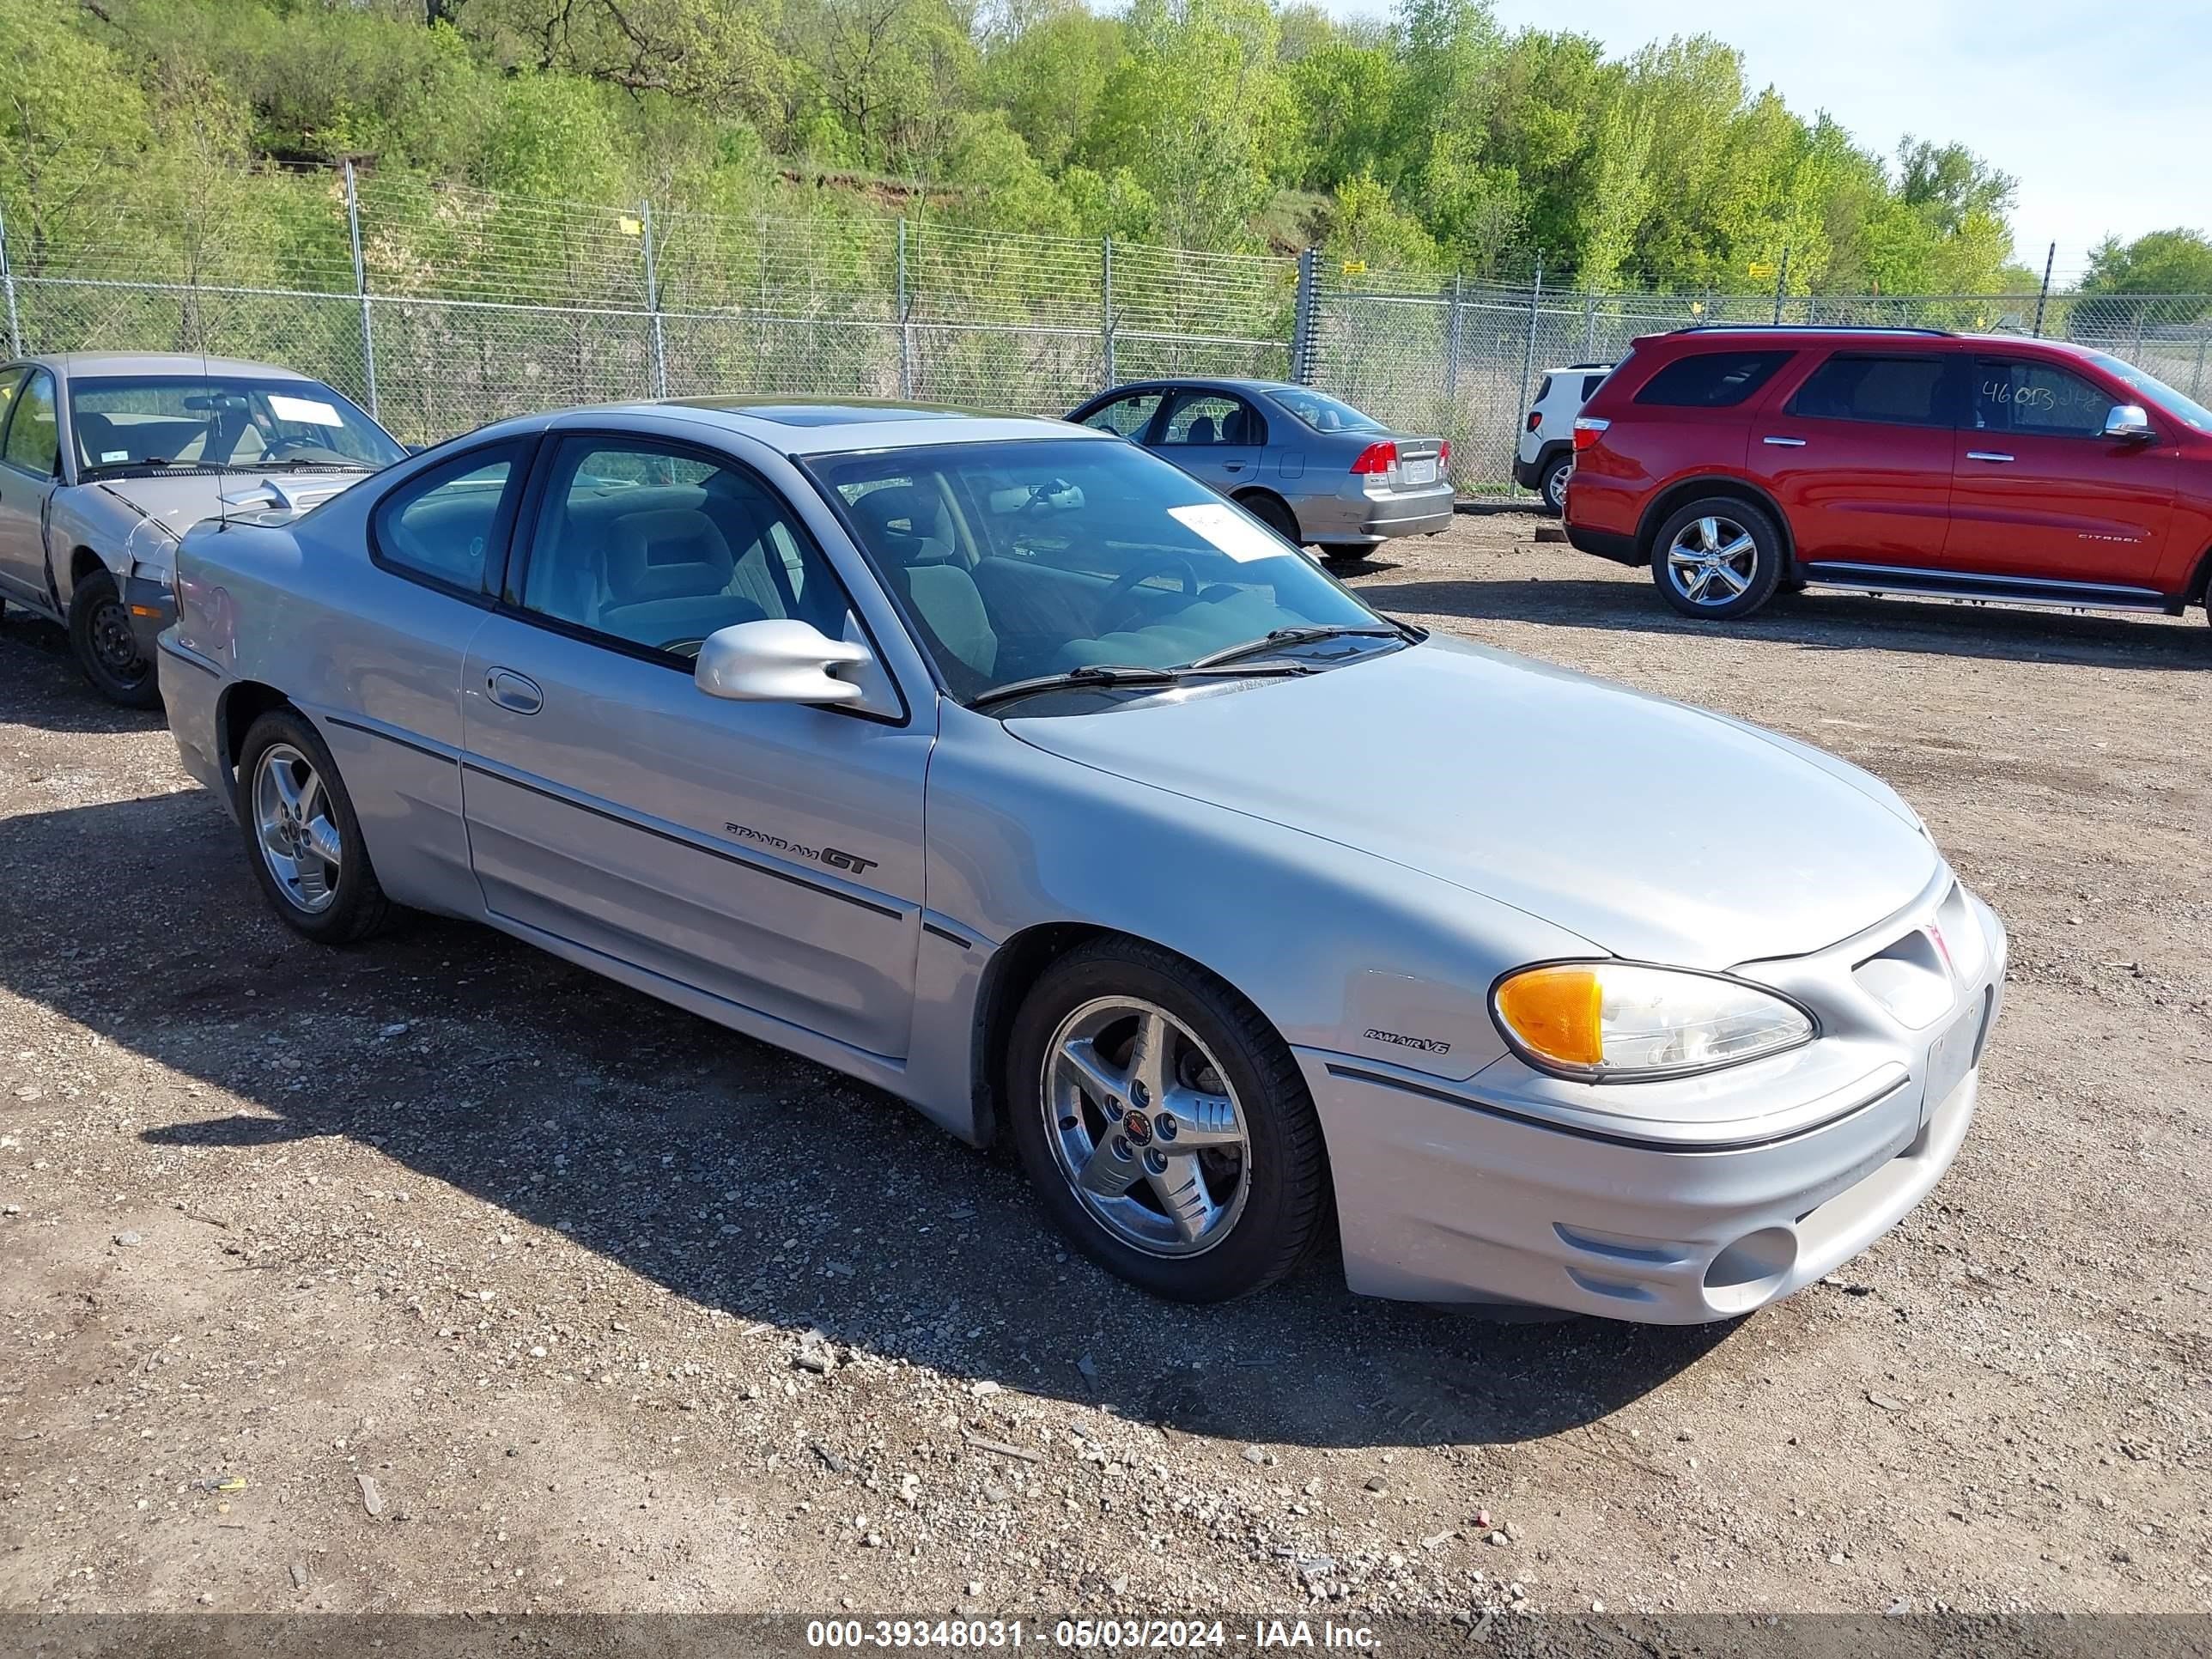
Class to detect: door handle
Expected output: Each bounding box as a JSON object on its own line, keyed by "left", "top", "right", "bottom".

{"left": 1762, "top": 436, "right": 1808, "bottom": 447}
{"left": 486, "top": 668, "right": 543, "bottom": 714}
{"left": 1966, "top": 451, "right": 2015, "bottom": 464}
{"left": 1221, "top": 461, "right": 1247, "bottom": 472}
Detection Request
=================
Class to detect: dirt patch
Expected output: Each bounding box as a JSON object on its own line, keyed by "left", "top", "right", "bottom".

{"left": 0, "top": 517, "right": 2206, "bottom": 1620}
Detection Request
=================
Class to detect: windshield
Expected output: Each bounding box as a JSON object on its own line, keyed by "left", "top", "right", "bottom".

{"left": 808, "top": 437, "right": 1388, "bottom": 708}
{"left": 69, "top": 375, "right": 405, "bottom": 474}
{"left": 2087, "top": 351, "right": 2212, "bottom": 434}
{"left": 1267, "top": 386, "right": 1390, "bottom": 435}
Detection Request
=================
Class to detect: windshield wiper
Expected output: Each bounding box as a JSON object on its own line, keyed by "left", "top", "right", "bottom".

{"left": 969, "top": 660, "right": 1309, "bottom": 712}
{"left": 1185, "top": 622, "right": 1418, "bottom": 671}
{"left": 249, "top": 459, "right": 372, "bottom": 472}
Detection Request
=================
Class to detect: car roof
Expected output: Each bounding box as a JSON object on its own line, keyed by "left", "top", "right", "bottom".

{"left": 513, "top": 397, "right": 1115, "bottom": 456}
{"left": 1083, "top": 378, "right": 1312, "bottom": 398}
{"left": 8, "top": 351, "right": 321, "bottom": 380}
{"left": 1640, "top": 326, "right": 2102, "bottom": 360}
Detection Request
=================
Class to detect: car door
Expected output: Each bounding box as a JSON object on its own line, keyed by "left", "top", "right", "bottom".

{"left": 337, "top": 441, "right": 533, "bottom": 918}
{"left": 458, "top": 429, "right": 931, "bottom": 1060}
{"left": 1153, "top": 387, "right": 1263, "bottom": 493}
{"left": 1747, "top": 351, "right": 1960, "bottom": 573}
{"left": 1946, "top": 355, "right": 2178, "bottom": 589}
{"left": 0, "top": 367, "right": 59, "bottom": 606}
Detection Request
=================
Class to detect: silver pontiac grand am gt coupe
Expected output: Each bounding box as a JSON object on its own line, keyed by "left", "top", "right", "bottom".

{"left": 157, "top": 398, "right": 2005, "bottom": 1321}
{"left": 0, "top": 352, "right": 404, "bottom": 705}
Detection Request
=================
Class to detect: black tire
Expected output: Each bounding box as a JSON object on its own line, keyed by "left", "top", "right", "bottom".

{"left": 1540, "top": 452, "right": 1573, "bottom": 514}
{"left": 1005, "top": 937, "right": 1330, "bottom": 1303}
{"left": 67, "top": 570, "right": 160, "bottom": 708}
{"left": 1238, "top": 491, "right": 1301, "bottom": 547}
{"left": 234, "top": 708, "right": 392, "bottom": 945}
{"left": 1650, "top": 495, "right": 1785, "bottom": 621}
{"left": 1316, "top": 544, "right": 1368, "bottom": 570}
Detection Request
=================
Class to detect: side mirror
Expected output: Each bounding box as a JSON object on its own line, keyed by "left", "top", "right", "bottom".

{"left": 696, "top": 617, "right": 869, "bottom": 706}
{"left": 2104, "top": 404, "right": 2155, "bottom": 442}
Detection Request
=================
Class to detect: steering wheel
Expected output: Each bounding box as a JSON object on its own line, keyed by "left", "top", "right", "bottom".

{"left": 1097, "top": 554, "right": 1202, "bottom": 635}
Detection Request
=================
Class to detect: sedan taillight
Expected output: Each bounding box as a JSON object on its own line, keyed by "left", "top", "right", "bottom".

{"left": 1438, "top": 440, "right": 1451, "bottom": 465}
{"left": 1350, "top": 441, "right": 1397, "bottom": 475}
{"left": 1572, "top": 416, "right": 1610, "bottom": 453}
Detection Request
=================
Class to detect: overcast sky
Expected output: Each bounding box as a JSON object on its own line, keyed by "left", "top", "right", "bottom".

{"left": 1320, "top": 0, "right": 2210, "bottom": 275}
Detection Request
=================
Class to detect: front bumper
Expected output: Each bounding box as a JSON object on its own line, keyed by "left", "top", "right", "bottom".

{"left": 1305, "top": 875, "right": 2007, "bottom": 1322}
{"left": 124, "top": 574, "right": 176, "bottom": 660}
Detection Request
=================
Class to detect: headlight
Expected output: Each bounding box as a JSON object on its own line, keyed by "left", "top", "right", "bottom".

{"left": 1491, "top": 962, "right": 1813, "bottom": 1081}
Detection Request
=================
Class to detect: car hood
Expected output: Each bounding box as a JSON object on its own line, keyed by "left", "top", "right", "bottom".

{"left": 1006, "top": 634, "right": 1941, "bottom": 969}
{"left": 91, "top": 470, "right": 373, "bottom": 544}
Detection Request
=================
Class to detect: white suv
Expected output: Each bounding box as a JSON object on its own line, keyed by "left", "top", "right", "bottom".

{"left": 1513, "top": 362, "right": 1613, "bottom": 513}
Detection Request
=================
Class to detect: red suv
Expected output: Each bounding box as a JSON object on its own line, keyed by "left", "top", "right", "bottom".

{"left": 1564, "top": 325, "right": 2212, "bottom": 630}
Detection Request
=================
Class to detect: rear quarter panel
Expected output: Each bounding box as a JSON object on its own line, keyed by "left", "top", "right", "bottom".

{"left": 174, "top": 487, "right": 489, "bottom": 921}
{"left": 1567, "top": 357, "right": 1762, "bottom": 545}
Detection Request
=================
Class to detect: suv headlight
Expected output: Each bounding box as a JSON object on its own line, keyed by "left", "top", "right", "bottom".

{"left": 1492, "top": 962, "right": 1814, "bottom": 1081}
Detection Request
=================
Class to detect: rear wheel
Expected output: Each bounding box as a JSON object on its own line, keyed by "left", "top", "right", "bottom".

{"left": 236, "top": 708, "right": 392, "bottom": 945}
{"left": 1540, "top": 452, "right": 1573, "bottom": 514}
{"left": 1650, "top": 497, "right": 1784, "bottom": 620}
{"left": 1237, "top": 491, "right": 1301, "bottom": 548}
{"left": 67, "top": 570, "right": 159, "bottom": 708}
{"left": 1006, "top": 938, "right": 1329, "bottom": 1303}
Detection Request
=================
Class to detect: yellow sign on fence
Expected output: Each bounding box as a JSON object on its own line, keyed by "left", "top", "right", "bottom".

{"left": 1747, "top": 261, "right": 1777, "bottom": 280}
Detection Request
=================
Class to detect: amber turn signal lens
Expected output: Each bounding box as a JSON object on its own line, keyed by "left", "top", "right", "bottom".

{"left": 1493, "top": 965, "right": 1603, "bottom": 1067}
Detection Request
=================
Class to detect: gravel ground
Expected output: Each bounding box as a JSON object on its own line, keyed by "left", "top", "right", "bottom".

{"left": 0, "top": 512, "right": 2207, "bottom": 1626}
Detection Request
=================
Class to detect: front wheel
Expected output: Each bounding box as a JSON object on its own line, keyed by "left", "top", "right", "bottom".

{"left": 1540, "top": 452, "right": 1573, "bottom": 514}
{"left": 1650, "top": 497, "right": 1785, "bottom": 620}
{"left": 1006, "top": 939, "right": 1330, "bottom": 1302}
{"left": 235, "top": 708, "right": 392, "bottom": 944}
{"left": 67, "top": 571, "right": 160, "bottom": 708}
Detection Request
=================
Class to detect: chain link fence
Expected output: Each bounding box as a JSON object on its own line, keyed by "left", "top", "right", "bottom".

{"left": 3, "top": 166, "right": 2208, "bottom": 495}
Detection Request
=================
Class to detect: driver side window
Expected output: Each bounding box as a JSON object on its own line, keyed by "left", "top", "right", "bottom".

{"left": 2, "top": 369, "right": 59, "bottom": 479}
{"left": 516, "top": 436, "right": 848, "bottom": 662}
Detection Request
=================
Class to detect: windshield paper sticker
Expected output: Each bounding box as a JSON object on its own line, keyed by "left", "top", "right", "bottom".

{"left": 1168, "top": 502, "right": 1287, "bottom": 563}
{"left": 267, "top": 394, "right": 345, "bottom": 427}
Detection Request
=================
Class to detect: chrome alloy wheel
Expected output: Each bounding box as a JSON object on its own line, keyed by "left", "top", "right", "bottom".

{"left": 252, "top": 742, "right": 343, "bottom": 915}
{"left": 1665, "top": 514, "right": 1759, "bottom": 606}
{"left": 1042, "top": 996, "right": 1252, "bottom": 1257}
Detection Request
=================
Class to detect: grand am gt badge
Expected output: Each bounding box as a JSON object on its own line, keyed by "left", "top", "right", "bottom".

{"left": 724, "top": 822, "right": 878, "bottom": 876}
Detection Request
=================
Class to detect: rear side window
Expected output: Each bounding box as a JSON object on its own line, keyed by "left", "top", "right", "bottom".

{"left": 1079, "top": 390, "right": 1164, "bottom": 439}
{"left": 1634, "top": 351, "right": 1790, "bottom": 410}
{"left": 1534, "top": 375, "right": 1554, "bottom": 404}
{"left": 371, "top": 443, "right": 524, "bottom": 596}
{"left": 1787, "top": 356, "right": 1955, "bottom": 427}
{"left": 1580, "top": 373, "right": 1608, "bottom": 401}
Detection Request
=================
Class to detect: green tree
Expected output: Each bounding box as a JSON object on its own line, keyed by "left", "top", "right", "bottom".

{"left": 1078, "top": 0, "right": 1292, "bottom": 250}
{"left": 0, "top": 0, "right": 153, "bottom": 270}
{"left": 2083, "top": 228, "right": 2212, "bottom": 295}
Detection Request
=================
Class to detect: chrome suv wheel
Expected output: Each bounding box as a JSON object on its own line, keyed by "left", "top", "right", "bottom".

{"left": 1650, "top": 495, "right": 1784, "bottom": 621}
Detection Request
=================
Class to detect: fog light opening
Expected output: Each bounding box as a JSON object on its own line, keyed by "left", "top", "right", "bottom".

{"left": 1702, "top": 1226, "right": 1797, "bottom": 1315}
